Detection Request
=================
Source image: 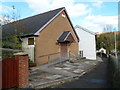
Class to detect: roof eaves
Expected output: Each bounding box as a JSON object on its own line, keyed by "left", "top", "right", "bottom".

{"left": 75, "top": 25, "right": 96, "bottom": 35}
{"left": 34, "top": 8, "right": 65, "bottom": 36}
{"left": 19, "top": 33, "right": 38, "bottom": 37}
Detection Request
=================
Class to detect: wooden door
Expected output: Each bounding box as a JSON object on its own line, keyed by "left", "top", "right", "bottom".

{"left": 60, "top": 43, "right": 68, "bottom": 58}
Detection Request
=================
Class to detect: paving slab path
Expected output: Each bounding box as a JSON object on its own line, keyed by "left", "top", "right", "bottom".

{"left": 34, "top": 59, "right": 99, "bottom": 77}
{"left": 29, "top": 57, "right": 103, "bottom": 88}
{"left": 49, "top": 57, "right": 112, "bottom": 88}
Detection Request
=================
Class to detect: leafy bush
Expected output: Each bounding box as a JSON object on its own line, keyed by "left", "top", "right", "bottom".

{"left": 28, "top": 59, "right": 36, "bottom": 67}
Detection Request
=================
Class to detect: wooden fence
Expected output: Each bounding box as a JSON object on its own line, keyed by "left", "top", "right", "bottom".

{"left": 2, "top": 58, "right": 18, "bottom": 88}
{"left": 2, "top": 52, "right": 28, "bottom": 89}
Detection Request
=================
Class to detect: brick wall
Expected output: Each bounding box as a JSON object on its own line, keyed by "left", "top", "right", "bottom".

{"left": 14, "top": 53, "right": 28, "bottom": 88}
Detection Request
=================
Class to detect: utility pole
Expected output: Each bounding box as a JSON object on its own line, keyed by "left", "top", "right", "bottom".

{"left": 114, "top": 29, "right": 118, "bottom": 59}
{"left": 114, "top": 29, "right": 119, "bottom": 71}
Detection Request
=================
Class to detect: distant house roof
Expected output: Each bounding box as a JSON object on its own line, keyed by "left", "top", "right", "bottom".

{"left": 2, "top": 7, "right": 79, "bottom": 41}
{"left": 75, "top": 25, "right": 96, "bottom": 35}
{"left": 57, "top": 31, "right": 75, "bottom": 43}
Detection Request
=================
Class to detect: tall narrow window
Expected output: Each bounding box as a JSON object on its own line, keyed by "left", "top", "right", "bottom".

{"left": 28, "top": 38, "right": 34, "bottom": 45}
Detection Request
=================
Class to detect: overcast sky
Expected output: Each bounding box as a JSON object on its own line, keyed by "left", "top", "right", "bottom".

{"left": 0, "top": 0, "right": 118, "bottom": 32}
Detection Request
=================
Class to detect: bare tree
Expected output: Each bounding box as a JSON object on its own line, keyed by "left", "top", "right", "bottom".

{"left": 2, "top": 5, "right": 22, "bottom": 49}
{"left": 96, "top": 24, "right": 116, "bottom": 54}
{"left": 0, "top": 5, "right": 21, "bottom": 25}
{"left": 103, "top": 24, "right": 115, "bottom": 32}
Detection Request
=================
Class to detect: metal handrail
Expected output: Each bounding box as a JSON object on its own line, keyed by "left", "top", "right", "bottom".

{"left": 1, "top": 48, "right": 23, "bottom": 59}
{"left": 69, "top": 52, "right": 76, "bottom": 57}
{"left": 39, "top": 52, "right": 60, "bottom": 58}
{"left": 0, "top": 48, "right": 22, "bottom": 52}
{"left": 38, "top": 51, "right": 80, "bottom": 67}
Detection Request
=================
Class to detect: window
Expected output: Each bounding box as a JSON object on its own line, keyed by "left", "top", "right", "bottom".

{"left": 28, "top": 38, "right": 34, "bottom": 45}
{"left": 80, "top": 50, "right": 83, "bottom": 57}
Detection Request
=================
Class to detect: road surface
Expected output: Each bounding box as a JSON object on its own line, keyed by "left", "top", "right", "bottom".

{"left": 49, "top": 56, "right": 112, "bottom": 88}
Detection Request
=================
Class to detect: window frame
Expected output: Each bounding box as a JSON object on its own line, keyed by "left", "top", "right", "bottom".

{"left": 28, "top": 38, "right": 34, "bottom": 45}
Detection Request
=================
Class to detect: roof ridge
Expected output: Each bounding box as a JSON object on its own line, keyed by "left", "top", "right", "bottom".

{"left": 75, "top": 25, "right": 96, "bottom": 35}
{"left": 2, "top": 7, "right": 65, "bottom": 26}
{"left": 26, "top": 7, "right": 65, "bottom": 20}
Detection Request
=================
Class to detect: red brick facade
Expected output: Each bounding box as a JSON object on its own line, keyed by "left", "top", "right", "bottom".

{"left": 15, "top": 54, "right": 28, "bottom": 88}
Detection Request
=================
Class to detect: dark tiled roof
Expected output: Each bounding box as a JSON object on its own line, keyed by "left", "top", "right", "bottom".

{"left": 57, "top": 32, "right": 70, "bottom": 42}
{"left": 2, "top": 7, "right": 64, "bottom": 36}
{"left": 2, "top": 7, "right": 79, "bottom": 42}
{"left": 57, "top": 31, "right": 75, "bottom": 43}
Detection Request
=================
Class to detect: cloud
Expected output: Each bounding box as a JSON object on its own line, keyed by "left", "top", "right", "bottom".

{"left": 0, "top": 4, "right": 13, "bottom": 14}
{"left": 0, "top": 4, "right": 21, "bottom": 21}
{"left": 25, "top": 0, "right": 92, "bottom": 18}
{"left": 1, "top": 0, "right": 119, "bottom": 2}
{"left": 81, "top": 15, "right": 118, "bottom": 32}
{"left": 0, "top": 15, "right": 14, "bottom": 25}
{"left": 85, "top": 15, "right": 118, "bottom": 25}
{"left": 1, "top": 0, "right": 26, "bottom": 2}
{"left": 0, "top": 4, "right": 13, "bottom": 25}
{"left": 92, "top": 1, "right": 103, "bottom": 8}
{"left": 66, "top": 4, "right": 92, "bottom": 17}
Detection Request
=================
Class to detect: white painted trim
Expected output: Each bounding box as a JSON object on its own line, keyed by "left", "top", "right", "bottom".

{"left": 28, "top": 37, "right": 35, "bottom": 45}
{"left": 62, "top": 14, "right": 66, "bottom": 18}
{"left": 70, "top": 32, "right": 76, "bottom": 41}
{"left": 34, "top": 8, "right": 65, "bottom": 35}
{"left": 64, "top": 32, "right": 75, "bottom": 42}
{"left": 57, "top": 32, "right": 64, "bottom": 41}
{"left": 75, "top": 25, "right": 96, "bottom": 35}
{"left": 64, "top": 32, "right": 71, "bottom": 41}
